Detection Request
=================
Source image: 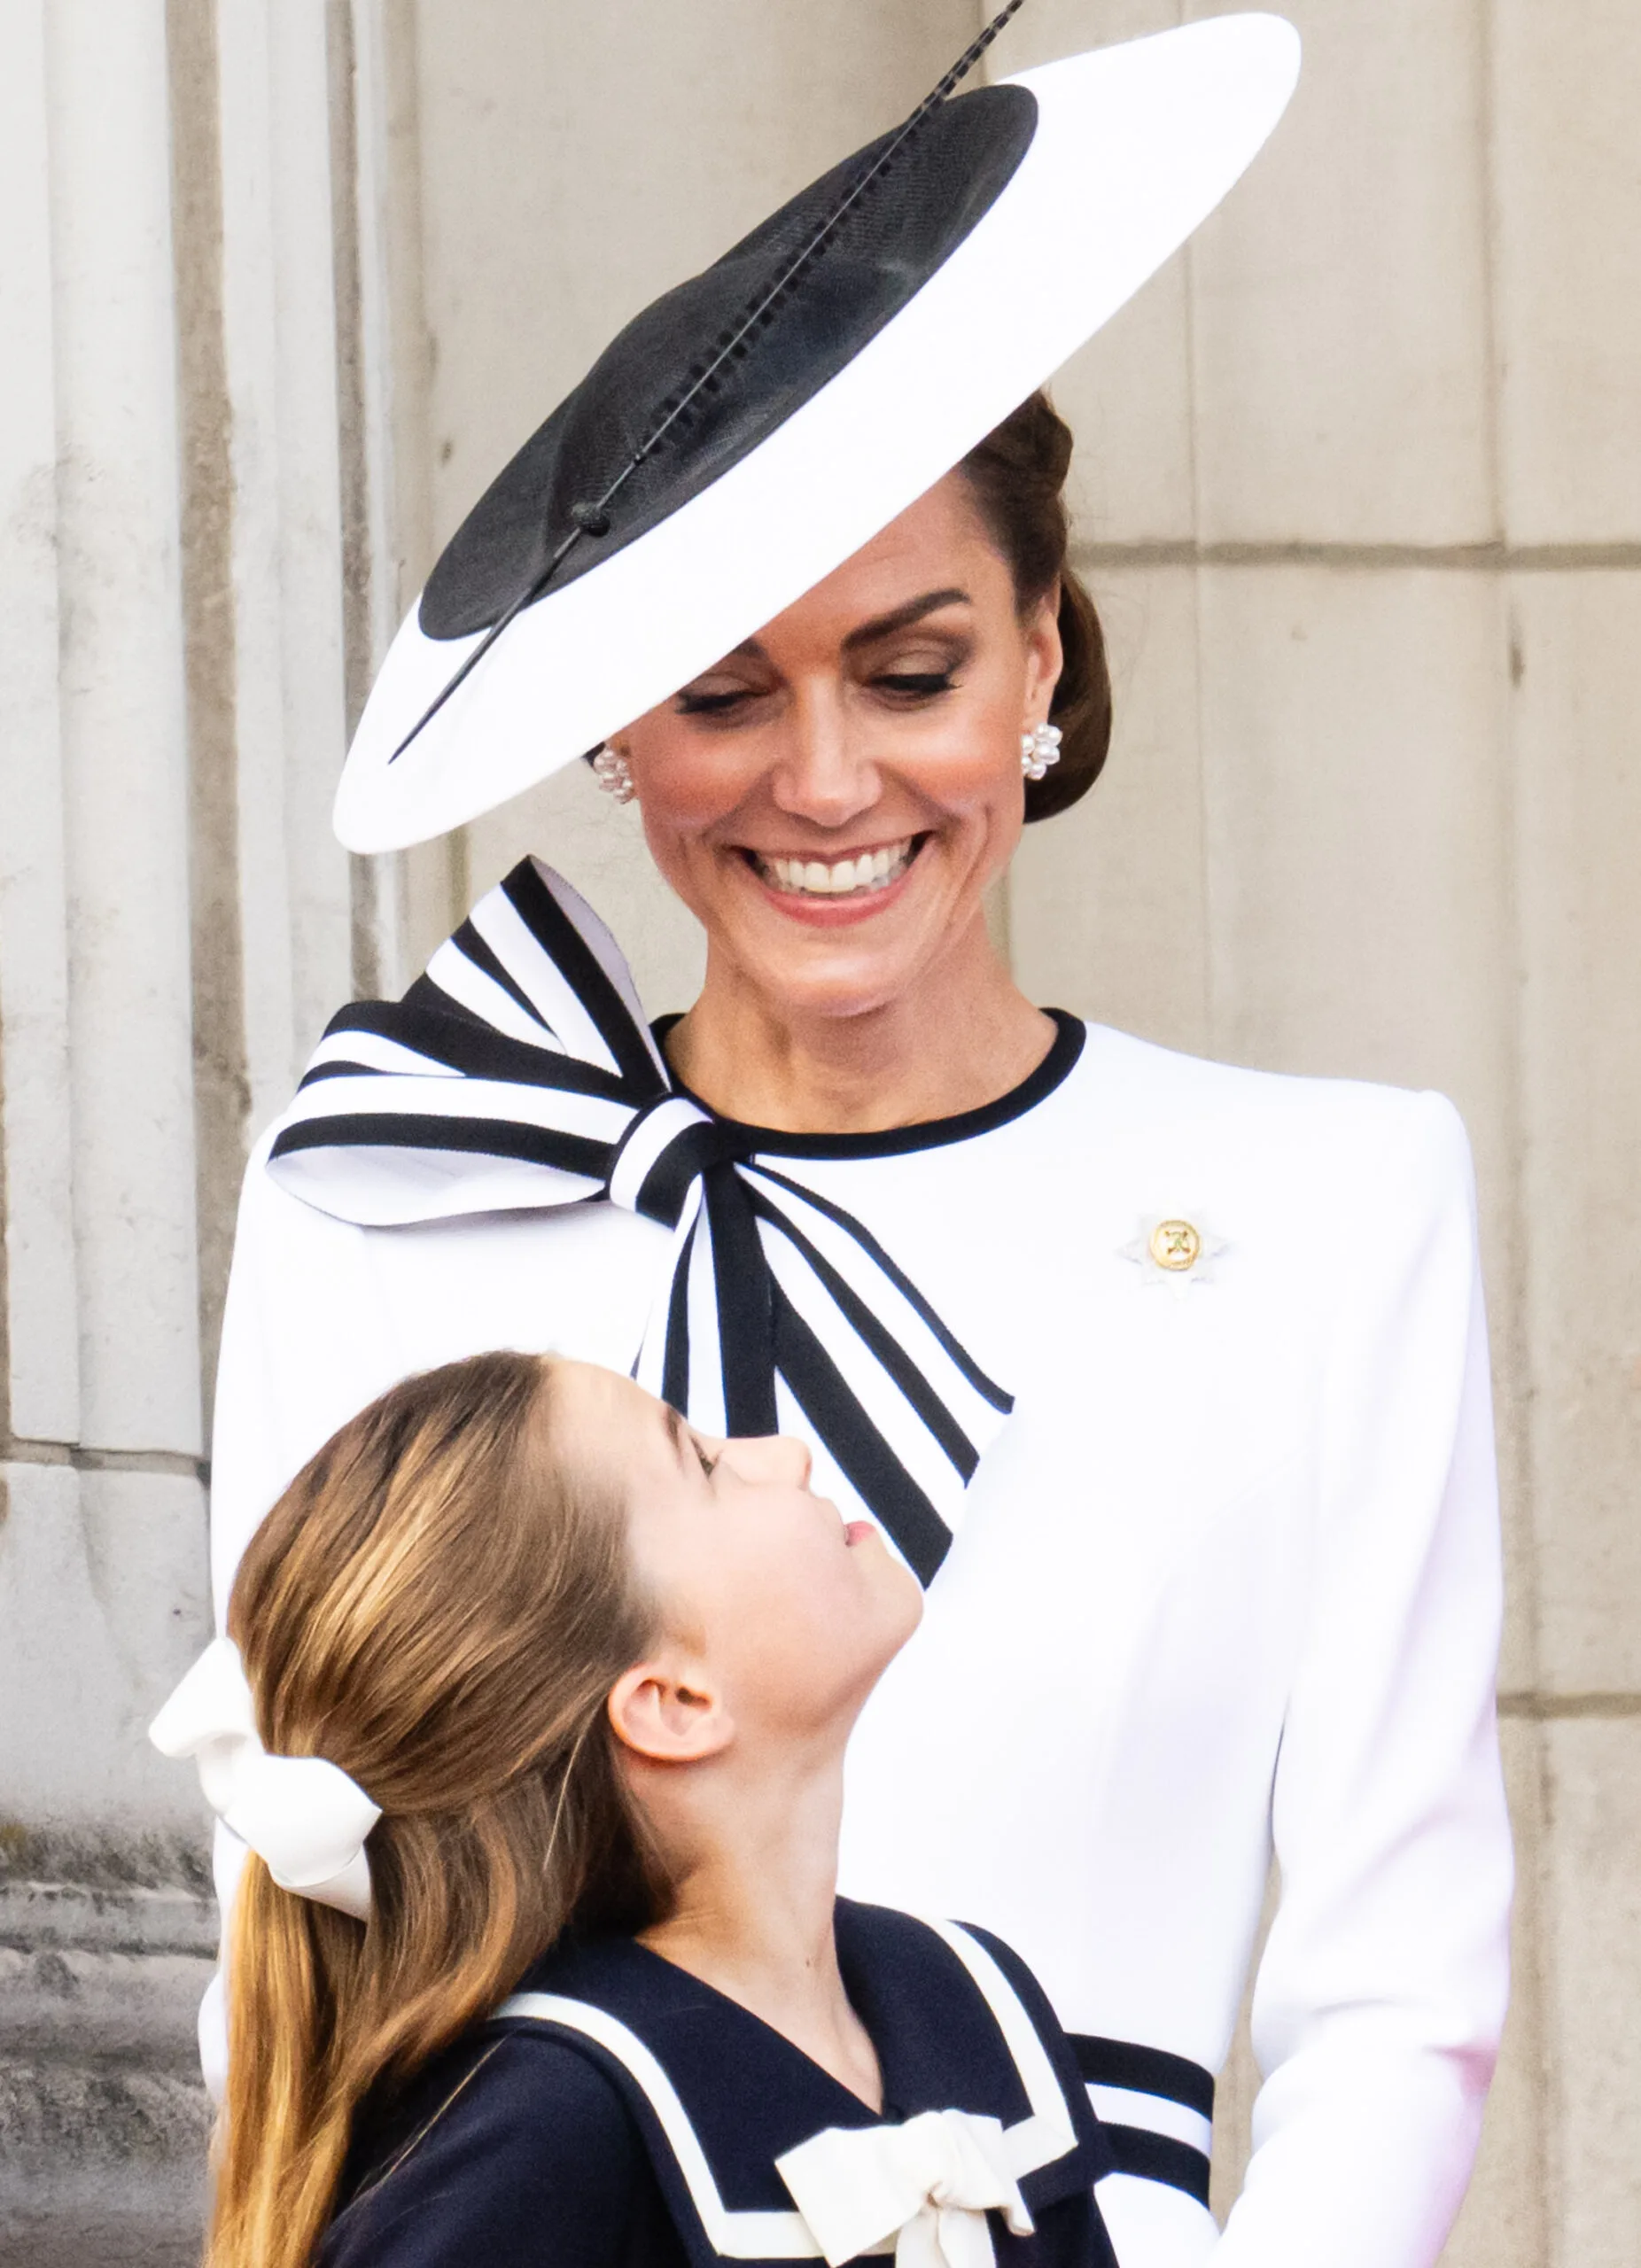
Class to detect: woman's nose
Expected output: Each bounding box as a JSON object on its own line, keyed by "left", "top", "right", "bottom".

{"left": 768, "top": 688, "right": 878, "bottom": 829}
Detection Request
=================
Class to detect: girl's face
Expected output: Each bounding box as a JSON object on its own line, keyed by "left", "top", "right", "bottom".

{"left": 609, "top": 472, "right": 1062, "bottom": 1022}
{"left": 556, "top": 1363, "right": 922, "bottom": 1746}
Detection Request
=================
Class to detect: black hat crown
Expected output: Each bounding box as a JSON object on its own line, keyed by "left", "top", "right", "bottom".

{"left": 401, "top": 0, "right": 1036, "bottom": 752}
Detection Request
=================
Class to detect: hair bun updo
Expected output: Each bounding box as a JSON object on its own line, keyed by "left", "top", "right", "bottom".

{"left": 958, "top": 390, "right": 1111, "bottom": 822}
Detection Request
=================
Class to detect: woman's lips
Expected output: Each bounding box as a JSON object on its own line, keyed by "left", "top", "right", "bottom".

{"left": 737, "top": 835, "right": 927, "bottom": 928}
{"left": 754, "top": 840, "right": 915, "bottom": 897}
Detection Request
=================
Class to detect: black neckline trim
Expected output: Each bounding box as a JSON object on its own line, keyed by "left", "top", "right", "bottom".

{"left": 649, "top": 1009, "right": 1085, "bottom": 1161}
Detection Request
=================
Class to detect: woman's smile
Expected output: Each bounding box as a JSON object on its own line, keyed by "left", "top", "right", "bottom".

{"left": 737, "top": 834, "right": 929, "bottom": 925}
{"left": 613, "top": 475, "right": 1063, "bottom": 1048}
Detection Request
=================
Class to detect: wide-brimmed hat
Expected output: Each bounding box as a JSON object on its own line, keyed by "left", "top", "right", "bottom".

{"left": 335, "top": 9, "right": 1299, "bottom": 854}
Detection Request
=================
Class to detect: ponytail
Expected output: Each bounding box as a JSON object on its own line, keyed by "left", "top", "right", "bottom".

{"left": 206, "top": 1352, "right": 663, "bottom": 2268}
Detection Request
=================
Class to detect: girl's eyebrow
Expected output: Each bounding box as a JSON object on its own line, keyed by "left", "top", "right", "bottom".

{"left": 662, "top": 1405, "right": 692, "bottom": 1471}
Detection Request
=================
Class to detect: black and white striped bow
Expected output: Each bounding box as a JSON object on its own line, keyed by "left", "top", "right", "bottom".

{"left": 266, "top": 859, "right": 1012, "bottom": 1584}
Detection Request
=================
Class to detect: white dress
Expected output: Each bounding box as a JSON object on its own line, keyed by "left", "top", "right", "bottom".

{"left": 208, "top": 867, "right": 1510, "bottom": 2268}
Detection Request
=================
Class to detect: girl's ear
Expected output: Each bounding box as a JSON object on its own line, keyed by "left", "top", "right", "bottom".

{"left": 608, "top": 1658, "right": 734, "bottom": 1764}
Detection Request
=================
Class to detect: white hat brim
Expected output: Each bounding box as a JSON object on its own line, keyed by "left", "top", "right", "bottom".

{"left": 335, "top": 14, "right": 1300, "bottom": 854}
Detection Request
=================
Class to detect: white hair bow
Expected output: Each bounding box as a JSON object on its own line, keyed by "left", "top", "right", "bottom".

{"left": 149, "top": 1637, "right": 381, "bottom": 1922}
{"left": 777, "top": 2108, "right": 1034, "bottom": 2268}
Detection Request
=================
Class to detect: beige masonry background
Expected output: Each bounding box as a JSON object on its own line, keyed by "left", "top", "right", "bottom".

{"left": 0, "top": 4, "right": 1637, "bottom": 2264}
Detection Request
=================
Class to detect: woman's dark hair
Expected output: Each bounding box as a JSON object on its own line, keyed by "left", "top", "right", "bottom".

{"left": 958, "top": 390, "right": 1112, "bottom": 821}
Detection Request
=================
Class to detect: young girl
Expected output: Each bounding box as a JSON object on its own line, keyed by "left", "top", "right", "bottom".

{"left": 152, "top": 1350, "right": 1116, "bottom": 2268}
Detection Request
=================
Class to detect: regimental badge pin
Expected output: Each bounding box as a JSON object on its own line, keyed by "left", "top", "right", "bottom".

{"left": 1121, "top": 1213, "right": 1228, "bottom": 1289}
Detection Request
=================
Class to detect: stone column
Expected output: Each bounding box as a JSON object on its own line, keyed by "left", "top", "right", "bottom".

{"left": 0, "top": 4, "right": 413, "bottom": 2256}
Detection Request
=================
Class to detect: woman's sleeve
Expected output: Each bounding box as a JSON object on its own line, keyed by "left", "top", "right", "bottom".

{"left": 1215, "top": 1091, "right": 1513, "bottom": 2268}
{"left": 321, "top": 2036, "right": 657, "bottom": 2268}
{"left": 209, "top": 1131, "right": 413, "bottom": 1624}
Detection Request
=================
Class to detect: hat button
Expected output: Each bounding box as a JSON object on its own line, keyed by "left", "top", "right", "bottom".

{"left": 1147, "top": 1218, "right": 1202, "bottom": 1273}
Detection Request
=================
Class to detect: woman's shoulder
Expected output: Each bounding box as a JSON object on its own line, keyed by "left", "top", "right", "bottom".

{"left": 1065, "top": 1019, "right": 1474, "bottom": 1199}
{"left": 323, "top": 2026, "right": 670, "bottom": 2268}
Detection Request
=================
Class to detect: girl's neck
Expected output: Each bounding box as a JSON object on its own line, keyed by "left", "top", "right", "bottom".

{"left": 666, "top": 911, "right": 1055, "bottom": 1136}
{"left": 635, "top": 1750, "right": 883, "bottom": 2110}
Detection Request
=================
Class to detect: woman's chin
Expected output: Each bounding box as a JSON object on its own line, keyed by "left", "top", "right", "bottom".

{"left": 737, "top": 944, "right": 929, "bottom": 1027}
{"left": 717, "top": 853, "right": 959, "bottom": 1021}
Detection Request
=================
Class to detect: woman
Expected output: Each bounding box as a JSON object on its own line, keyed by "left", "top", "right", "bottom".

{"left": 207, "top": 17, "right": 1509, "bottom": 2268}
{"left": 157, "top": 1350, "right": 1116, "bottom": 2268}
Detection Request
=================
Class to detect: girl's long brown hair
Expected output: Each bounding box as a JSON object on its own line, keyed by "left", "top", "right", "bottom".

{"left": 209, "top": 1351, "right": 661, "bottom": 2268}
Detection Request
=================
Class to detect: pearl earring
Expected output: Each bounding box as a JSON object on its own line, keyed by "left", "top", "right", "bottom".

{"left": 592, "top": 745, "right": 636, "bottom": 803}
{"left": 1021, "top": 722, "right": 1062, "bottom": 781}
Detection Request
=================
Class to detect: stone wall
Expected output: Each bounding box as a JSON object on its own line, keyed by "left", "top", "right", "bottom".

{"left": 0, "top": 4, "right": 412, "bottom": 2257}
{"left": 2, "top": 4, "right": 1637, "bottom": 2264}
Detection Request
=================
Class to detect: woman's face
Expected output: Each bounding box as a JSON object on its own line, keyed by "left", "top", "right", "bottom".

{"left": 556, "top": 1363, "right": 922, "bottom": 1743}
{"left": 611, "top": 472, "right": 1062, "bottom": 1022}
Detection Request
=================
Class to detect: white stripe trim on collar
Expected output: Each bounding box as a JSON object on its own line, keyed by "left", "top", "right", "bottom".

{"left": 495, "top": 1921, "right": 1079, "bottom": 2262}
{"left": 918, "top": 1919, "right": 1078, "bottom": 2180}
{"left": 492, "top": 1990, "right": 840, "bottom": 2258}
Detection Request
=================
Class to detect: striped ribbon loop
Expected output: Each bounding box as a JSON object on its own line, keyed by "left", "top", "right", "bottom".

{"left": 265, "top": 858, "right": 1012, "bottom": 1582}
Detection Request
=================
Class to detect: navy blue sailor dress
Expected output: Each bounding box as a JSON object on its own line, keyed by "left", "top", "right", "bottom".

{"left": 320, "top": 1902, "right": 1116, "bottom": 2268}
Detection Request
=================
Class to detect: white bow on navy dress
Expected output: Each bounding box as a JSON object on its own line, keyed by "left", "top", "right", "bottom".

{"left": 266, "top": 858, "right": 1012, "bottom": 1584}
{"left": 778, "top": 2109, "right": 1035, "bottom": 2268}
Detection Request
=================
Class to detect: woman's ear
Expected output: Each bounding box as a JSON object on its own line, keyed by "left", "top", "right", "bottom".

{"left": 608, "top": 1658, "right": 734, "bottom": 1765}
{"left": 1024, "top": 582, "right": 1064, "bottom": 712}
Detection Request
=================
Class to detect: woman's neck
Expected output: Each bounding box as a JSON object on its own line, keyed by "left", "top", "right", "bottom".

{"left": 635, "top": 1747, "right": 883, "bottom": 2111}
{"left": 666, "top": 909, "right": 1055, "bottom": 1135}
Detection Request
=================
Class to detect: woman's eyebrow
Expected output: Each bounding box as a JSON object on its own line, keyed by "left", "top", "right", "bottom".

{"left": 717, "top": 588, "right": 971, "bottom": 668}
{"left": 842, "top": 587, "right": 971, "bottom": 651}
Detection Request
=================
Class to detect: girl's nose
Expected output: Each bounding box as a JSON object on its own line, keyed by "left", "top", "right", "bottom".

{"left": 725, "top": 1433, "right": 813, "bottom": 1488}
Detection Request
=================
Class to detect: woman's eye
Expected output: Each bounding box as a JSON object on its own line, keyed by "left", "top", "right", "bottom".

{"left": 675, "top": 686, "right": 754, "bottom": 717}
{"left": 873, "top": 670, "right": 958, "bottom": 701}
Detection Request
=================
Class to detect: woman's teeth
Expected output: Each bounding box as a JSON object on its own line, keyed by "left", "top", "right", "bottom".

{"left": 754, "top": 841, "right": 914, "bottom": 897}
